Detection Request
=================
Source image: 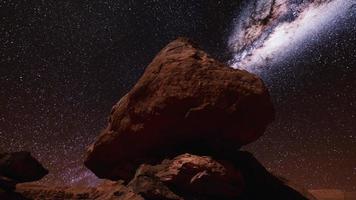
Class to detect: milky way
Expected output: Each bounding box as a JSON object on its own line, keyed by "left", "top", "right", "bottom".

{"left": 228, "top": 0, "right": 352, "bottom": 73}
{"left": 1, "top": 0, "right": 355, "bottom": 190}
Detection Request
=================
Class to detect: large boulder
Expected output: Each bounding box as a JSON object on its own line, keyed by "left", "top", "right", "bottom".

{"left": 0, "top": 151, "right": 48, "bottom": 191}
{"left": 85, "top": 38, "right": 274, "bottom": 181}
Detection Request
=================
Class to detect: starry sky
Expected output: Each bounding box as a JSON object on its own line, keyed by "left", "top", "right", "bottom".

{"left": 0, "top": 0, "right": 355, "bottom": 191}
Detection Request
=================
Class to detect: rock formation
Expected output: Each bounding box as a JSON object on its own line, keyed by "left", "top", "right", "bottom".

{"left": 0, "top": 38, "right": 314, "bottom": 200}
{"left": 0, "top": 151, "right": 48, "bottom": 199}
{"left": 85, "top": 37, "right": 275, "bottom": 182}
{"left": 0, "top": 151, "right": 48, "bottom": 191}
{"left": 127, "top": 152, "right": 313, "bottom": 200}
{"left": 82, "top": 38, "right": 312, "bottom": 199}
{"left": 12, "top": 153, "right": 312, "bottom": 200}
{"left": 128, "top": 153, "right": 245, "bottom": 200}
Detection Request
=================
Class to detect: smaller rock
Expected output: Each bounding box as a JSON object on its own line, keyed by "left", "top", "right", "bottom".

{"left": 128, "top": 174, "right": 183, "bottom": 200}
{"left": 158, "top": 154, "right": 245, "bottom": 199}
{"left": 129, "top": 153, "right": 245, "bottom": 200}
{"left": 0, "top": 152, "right": 48, "bottom": 186}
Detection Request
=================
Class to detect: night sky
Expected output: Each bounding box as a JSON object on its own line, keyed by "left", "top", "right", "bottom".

{"left": 0, "top": 0, "right": 355, "bottom": 191}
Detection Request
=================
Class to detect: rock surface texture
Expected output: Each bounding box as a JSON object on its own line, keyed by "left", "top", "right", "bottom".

{"left": 127, "top": 153, "right": 312, "bottom": 200}
{"left": 10, "top": 153, "right": 311, "bottom": 200}
{"left": 129, "top": 153, "right": 245, "bottom": 200}
{"left": 85, "top": 38, "right": 275, "bottom": 181}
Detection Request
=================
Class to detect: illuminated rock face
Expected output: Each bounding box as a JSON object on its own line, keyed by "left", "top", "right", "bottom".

{"left": 84, "top": 38, "right": 274, "bottom": 181}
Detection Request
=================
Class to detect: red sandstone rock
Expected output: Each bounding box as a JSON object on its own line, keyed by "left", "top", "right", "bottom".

{"left": 160, "top": 154, "right": 244, "bottom": 197}
{"left": 128, "top": 154, "right": 244, "bottom": 200}
{"left": 85, "top": 38, "right": 274, "bottom": 181}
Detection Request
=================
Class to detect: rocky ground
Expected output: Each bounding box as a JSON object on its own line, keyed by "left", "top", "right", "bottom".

{"left": 4, "top": 186, "right": 352, "bottom": 200}
{"left": 2, "top": 38, "right": 349, "bottom": 200}
{"left": 309, "top": 190, "right": 356, "bottom": 200}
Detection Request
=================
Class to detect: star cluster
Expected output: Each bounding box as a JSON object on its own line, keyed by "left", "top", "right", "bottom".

{"left": 0, "top": 0, "right": 355, "bottom": 191}
{"left": 228, "top": 0, "right": 352, "bottom": 71}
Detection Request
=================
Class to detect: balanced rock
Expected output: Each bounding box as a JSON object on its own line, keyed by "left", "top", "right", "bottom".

{"left": 85, "top": 38, "right": 274, "bottom": 181}
{"left": 0, "top": 151, "right": 48, "bottom": 190}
